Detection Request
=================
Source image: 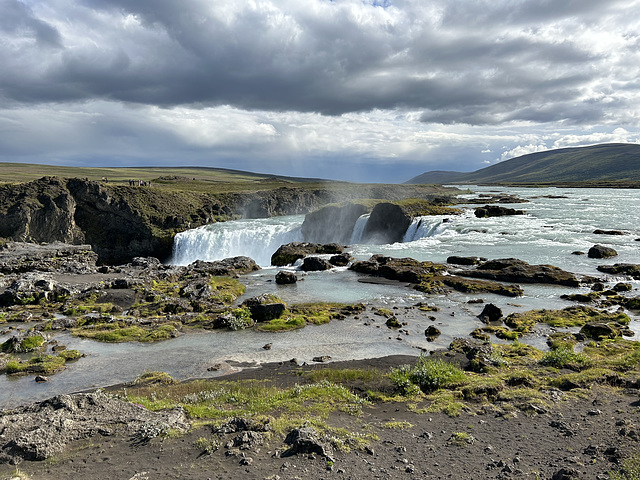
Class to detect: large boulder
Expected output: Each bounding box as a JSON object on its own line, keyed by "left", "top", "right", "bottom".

{"left": 186, "top": 257, "right": 260, "bottom": 277}
{"left": 474, "top": 205, "right": 525, "bottom": 218}
{"left": 588, "top": 245, "right": 618, "bottom": 259}
{"left": 275, "top": 270, "right": 297, "bottom": 284}
{"left": 597, "top": 263, "right": 640, "bottom": 278}
{"left": 478, "top": 303, "right": 502, "bottom": 323}
{"left": 242, "top": 294, "right": 286, "bottom": 322}
{"left": 284, "top": 427, "right": 334, "bottom": 460}
{"left": 447, "top": 255, "right": 484, "bottom": 266}
{"left": 329, "top": 253, "right": 352, "bottom": 267}
{"left": 300, "top": 256, "right": 333, "bottom": 272}
{"left": 361, "top": 203, "right": 412, "bottom": 244}
{"left": 580, "top": 322, "right": 621, "bottom": 340}
{"left": 350, "top": 254, "right": 443, "bottom": 284}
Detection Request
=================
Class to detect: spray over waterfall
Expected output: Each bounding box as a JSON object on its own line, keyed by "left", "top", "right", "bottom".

{"left": 171, "top": 213, "right": 449, "bottom": 266}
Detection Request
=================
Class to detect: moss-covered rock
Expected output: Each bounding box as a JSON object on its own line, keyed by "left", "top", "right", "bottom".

{"left": 597, "top": 263, "right": 640, "bottom": 278}
{"left": 505, "top": 306, "right": 630, "bottom": 334}
{"left": 350, "top": 255, "right": 444, "bottom": 284}
{"left": 271, "top": 242, "right": 345, "bottom": 267}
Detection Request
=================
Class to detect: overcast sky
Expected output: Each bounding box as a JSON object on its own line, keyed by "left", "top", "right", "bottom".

{"left": 1, "top": 0, "right": 639, "bottom": 182}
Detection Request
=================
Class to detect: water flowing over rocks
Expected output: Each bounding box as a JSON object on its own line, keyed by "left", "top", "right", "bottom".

{"left": 299, "top": 198, "right": 462, "bottom": 246}
{"left": 0, "top": 177, "right": 458, "bottom": 264}
{"left": 301, "top": 203, "right": 369, "bottom": 244}
{"left": 361, "top": 202, "right": 413, "bottom": 244}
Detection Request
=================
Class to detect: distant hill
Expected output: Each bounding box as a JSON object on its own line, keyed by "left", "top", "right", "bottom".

{"left": 406, "top": 143, "right": 640, "bottom": 185}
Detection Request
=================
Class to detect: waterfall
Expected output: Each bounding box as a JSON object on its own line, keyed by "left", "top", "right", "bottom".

{"left": 402, "top": 216, "right": 449, "bottom": 242}
{"left": 170, "top": 216, "right": 304, "bottom": 267}
{"left": 349, "top": 214, "right": 370, "bottom": 244}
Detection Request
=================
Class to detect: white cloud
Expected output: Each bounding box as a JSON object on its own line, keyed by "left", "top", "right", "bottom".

{"left": 499, "top": 144, "right": 549, "bottom": 162}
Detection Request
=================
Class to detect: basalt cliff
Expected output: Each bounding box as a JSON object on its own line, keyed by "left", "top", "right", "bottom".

{"left": 0, "top": 177, "right": 457, "bottom": 264}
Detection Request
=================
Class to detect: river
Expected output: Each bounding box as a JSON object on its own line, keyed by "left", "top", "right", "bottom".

{"left": 2, "top": 186, "right": 640, "bottom": 407}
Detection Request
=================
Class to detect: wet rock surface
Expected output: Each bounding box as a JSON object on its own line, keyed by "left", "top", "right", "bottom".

{"left": 588, "top": 244, "right": 618, "bottom": 259}
{"left": 271, "top": 242, "right": 345, "bottom": 266}
{"left": 275, "top": 270, "right": 297, "bottom": 284}
{"left": 597, "top": 263, "right": 640, "bottom": 278}
{"left": 474, "top": 205, "right": 525, "bottom": 217}
{"left": 300, "top": 256, "right": 333, "bottom": 272}
{"left": 461, "top": 257, "right": 585, "bottom": 287}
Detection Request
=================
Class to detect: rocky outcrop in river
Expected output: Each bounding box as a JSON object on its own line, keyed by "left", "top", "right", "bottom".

{"left": 301, "top": 199, "right": 461, "bottom": 245}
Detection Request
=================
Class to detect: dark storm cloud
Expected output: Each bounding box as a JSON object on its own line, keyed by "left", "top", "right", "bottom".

{"left": 0, "top": 0, "right": 61, "bottom": 47}
{"left": 1, "top": 0, "right": 636, "bottom": 125}
{"left": 0, "top": 0, "right": 639, "bottom": 181}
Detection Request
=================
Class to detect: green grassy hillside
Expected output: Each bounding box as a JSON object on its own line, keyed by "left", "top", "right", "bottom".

{"left": 406, "top": 143, "right": 640, "bottom": 185}
{"left": 0, "top": 164, "right": 333, "bottom": 193}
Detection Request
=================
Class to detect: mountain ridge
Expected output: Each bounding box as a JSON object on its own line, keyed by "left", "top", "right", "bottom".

{"left": 406, "top": 143, "right": 640, "bottom": 184}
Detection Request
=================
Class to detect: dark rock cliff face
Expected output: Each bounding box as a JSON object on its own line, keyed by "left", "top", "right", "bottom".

{"left": 0, "top": 177, "right": 84, "bottom": 244}
{"left": 0, "top": 178, "right": 458, "bottom": 264}
{"left": 361, "top": 203, "right": 411, "bottom": 244}
{"left": 301, "top": 203, "right": 369, "bottom": 244}
{"left": 300, "top": 198, "right": 461, "bottom": 246}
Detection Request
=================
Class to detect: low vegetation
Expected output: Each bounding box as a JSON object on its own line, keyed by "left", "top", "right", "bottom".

{"left": 257, "top": 303, "right": 365, "bottom": 332}
{"left": 610, "top": 453, "right": 640, "bottom": 480}
{"left": 1, "top": 350, "right": 81, "bottom": 376}
{"left": 504, "top": 305, "right": 630, "bottom": 334}
{"left": 71, "top": 323, "right": 178, "bottom": 343}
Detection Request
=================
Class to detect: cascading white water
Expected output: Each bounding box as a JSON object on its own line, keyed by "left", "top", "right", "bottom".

{"left": 171, "top": 215, "right": 304, "bottom": 266}
{"left": 402, "top": 216, "right": 450, "bottom": 242}
{"left": 349, "top": 214, "right": 370, "bottom": 244}
{"left": 170, "top": 212, "right": 452, "bottom": 267}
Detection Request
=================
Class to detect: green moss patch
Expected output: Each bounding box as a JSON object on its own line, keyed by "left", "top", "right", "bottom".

{"left": 257, "top": 303, "right": 364, "bottom": 332}
{"left": 128, "top": 378, "right": 369, "bottom": 429}
{"left": 2, "top": 350, "right": 81, "bottom": 376}
{"left": 504, "top": 305, "right": 630, "bottom": 333}
{"left": 72, "top": 322, "right": 178, "bottom": 342}
{"left": 208, "top": 276, "right": 246, "bottom": 304}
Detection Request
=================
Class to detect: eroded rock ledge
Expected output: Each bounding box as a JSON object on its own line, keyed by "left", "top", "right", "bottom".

{"left": 0, "top": 392, "right": 189, "bottom": 464}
